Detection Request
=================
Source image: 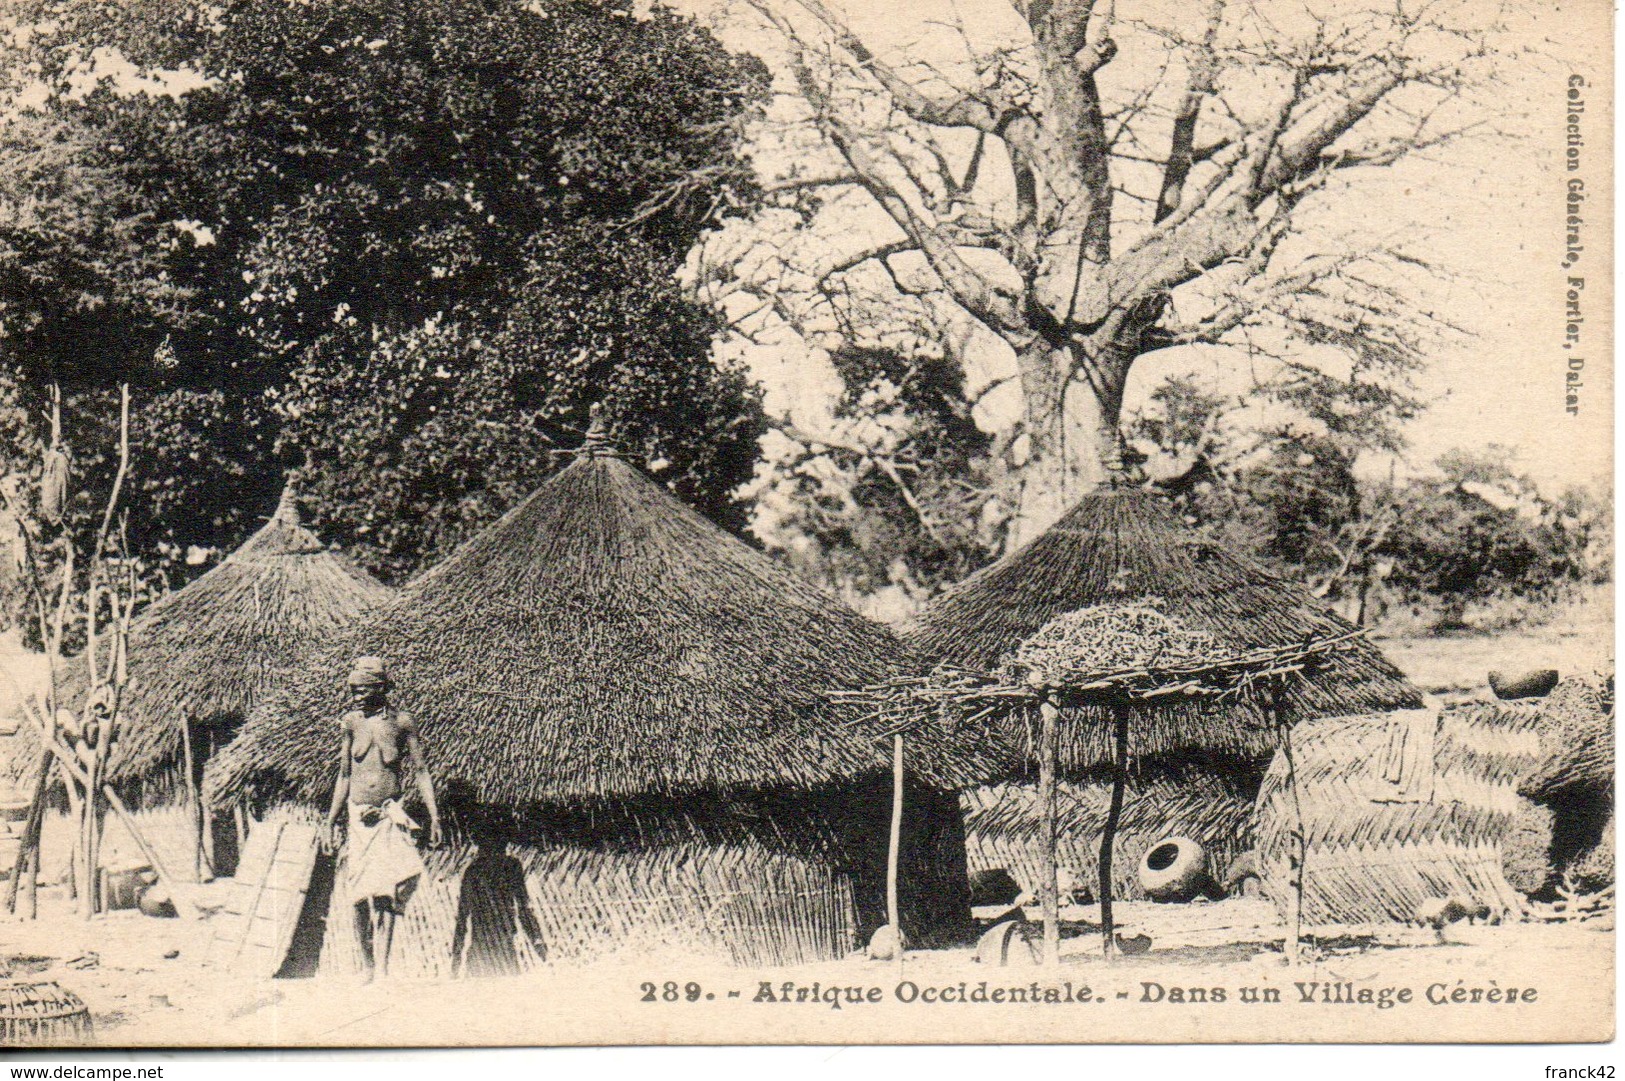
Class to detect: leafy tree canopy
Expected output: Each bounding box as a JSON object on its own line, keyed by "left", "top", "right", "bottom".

{"left": 0, "top": 0, "right": 768, "bottom": 587}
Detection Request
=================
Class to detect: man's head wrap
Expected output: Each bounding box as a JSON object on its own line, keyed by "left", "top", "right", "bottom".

{"left": 347, "top": 656, "right": 391, "bottom": 689}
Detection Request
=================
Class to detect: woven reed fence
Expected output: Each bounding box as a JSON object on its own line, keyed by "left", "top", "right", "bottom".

{"left": 962, "top": 768, "right": 1257, "bottom": 902}
{"left": 34, "top": 804, "right": 202, "bottom": 890}
{"left": 1257, "top": 703, "right": 1543, "bottom": 925}
{"left": 314, "top": 832, "right": 870, "bottom": 972}
{"left": 514, "top": 839, "right": 858, "bottom": 967}
{"left": 264, "top": 773, "right": 966, "bottom": 975}
{"left": 234, "top": 803, "right": 535, "bottom": 980}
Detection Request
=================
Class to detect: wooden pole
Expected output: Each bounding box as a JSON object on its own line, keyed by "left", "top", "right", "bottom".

{"left": 1099, "top": 708, "right": 1130, "bottom": 958}
{"left": 1037, "top": 701, "right": 1061, "bottom": 966}
{"left": 886, "top": 732, "right": 904, "bottom": 953}
{"left": 60, "top": 769, "right": 82, "bottom": 906}
{"left": 179, "top": 716, "right": 210, "bottom": 881}
{"left": 1279, "top": 717, "right": 1306, "bottom": 965}
{"left": 5, "top": 748, "right": 50, "bottom": 916}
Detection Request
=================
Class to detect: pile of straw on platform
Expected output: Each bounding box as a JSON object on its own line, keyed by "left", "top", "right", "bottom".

{"left": 840, "top": 602, "right": 1369, "bottom": 805}
{"left": 1255, "top": 702, "right": 1543, "bottom": 925}
{"left": 1006, "top": 603, "right": 1220, "bottom": 688}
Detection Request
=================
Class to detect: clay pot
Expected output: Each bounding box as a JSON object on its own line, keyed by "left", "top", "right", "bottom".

{"left": 968, "top": 868, "right": 1023, "bottom": 908}
{"left": 1138, "top": 836, "right": 1209, "bottom": 902}
{"left": 137, "top": 883, "right": 177, "bottom": 919}
{"left": 1489, "top": 669, "right": 1560, "bottom": 700}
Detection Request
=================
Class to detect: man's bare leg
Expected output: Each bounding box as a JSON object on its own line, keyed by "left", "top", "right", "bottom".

{"left": 354, "top": 900, "right": 376, "bottom": 983}
{"left": 376, "top": 904, "right": 396, "bottom": 979}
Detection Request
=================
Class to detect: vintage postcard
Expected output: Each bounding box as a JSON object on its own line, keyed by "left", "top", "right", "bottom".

{"left": 0, "top": 0, "right": 1611, "bottom": 1051}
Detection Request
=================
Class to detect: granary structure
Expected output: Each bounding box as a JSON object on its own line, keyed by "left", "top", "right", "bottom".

{"left": 11, "top": 486, "right": 390, "bottom": 878}
{"left": 208, "top": 447, "right": 983, "bottom": 973}
{"left": 902, "top": 485, "right": 1421, "bottom": 901}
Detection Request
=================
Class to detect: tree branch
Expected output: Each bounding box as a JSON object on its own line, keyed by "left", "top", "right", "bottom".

{"left": 776, "top": 0, "right": 1006, "bottom": 131}
{"left": 744, "top": 0, "right": 1029, "bottom": 339}
{"left": 1154, "top": 0, "right": 1226, "bottom": 223}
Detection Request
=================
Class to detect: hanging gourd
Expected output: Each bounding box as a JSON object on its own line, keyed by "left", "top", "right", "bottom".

{"left": 40, "top": 446, "right": 68, "bottom": 525}
{"left": 40, "top": 384, "right": 67, "bottom": 525}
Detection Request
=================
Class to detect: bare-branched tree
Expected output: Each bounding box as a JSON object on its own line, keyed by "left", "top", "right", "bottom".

{"left": 693, "top": 0, "right": 1504, "bottom": 544}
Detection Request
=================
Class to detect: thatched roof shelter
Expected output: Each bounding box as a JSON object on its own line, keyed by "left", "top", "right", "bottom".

{"left": 210, "top": 452, "right": 988, "bottom": 811}
{"left": 902, "top": 486, "right": 1421, "bottom": 771}
{"left": 13, "top": 487, "right": 391, "bottom": 803}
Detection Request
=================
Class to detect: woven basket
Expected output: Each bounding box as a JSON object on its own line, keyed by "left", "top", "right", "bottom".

{"left": 0, "top": 981, "right": 92, "bottom": 1047}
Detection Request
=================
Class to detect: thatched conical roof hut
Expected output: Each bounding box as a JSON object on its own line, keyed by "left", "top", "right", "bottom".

{"left": 904, "top": 487, "right": 1421, "bottom": 769}
{"left": 902, "top": 486, "right": 1421, "bottom": 913}
{"left": 12, "top": 486, "right": 390, "bottom": 803}
{"left": 4, "top": 485, "right": 390, "bottom": 885}
{"left": 102, "top": 487, "right": 391, "bottom": 797}
{"left": 212, "top": 453, "right": 989, "bottom": 806}
{"left": 209, "top": 451, "right": 982, "bottom": 968}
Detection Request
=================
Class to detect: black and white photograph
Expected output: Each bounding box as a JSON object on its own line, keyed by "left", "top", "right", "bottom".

{"left": 0, "top": 0, "right": 1610, "bottom": 1049}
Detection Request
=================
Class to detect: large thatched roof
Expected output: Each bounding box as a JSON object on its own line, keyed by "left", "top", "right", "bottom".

{"left": 208, "top": 453, "right": 988, "bottom": 812}
{"left": 68, "top": 488, "right": 392, "bottom": 796}
{"left": 902, "top": 487, "right": 1421, "bottom": 770}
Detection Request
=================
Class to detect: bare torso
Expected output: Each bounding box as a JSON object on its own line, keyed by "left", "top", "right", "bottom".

{"left": 344, "top": 708, "right": 414, "bottom": 806}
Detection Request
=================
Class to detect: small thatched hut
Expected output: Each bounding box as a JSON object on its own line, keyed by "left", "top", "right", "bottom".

{"left": 1255, "top": 702, "right": 1543, "bottom": 924}
{"left": 208, "top": 451, "right": 982, "bottom": 971}
{"left": 903, "top": 487, "right": 1420, "bottom": 898}
{"left": 1517, "top": 673, "right": 1614, "bottom": 895}
{"left": 10, "top": 487, "right": 390, "bottom": 878}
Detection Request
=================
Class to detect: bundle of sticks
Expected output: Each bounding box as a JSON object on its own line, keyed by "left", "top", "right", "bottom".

{"left": 836, "top": 608, "right": 1366, "bottom": 737}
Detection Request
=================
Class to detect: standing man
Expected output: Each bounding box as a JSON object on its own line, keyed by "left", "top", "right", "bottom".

{"left": 325, "top": 656, "right": 442, "bottom": 981}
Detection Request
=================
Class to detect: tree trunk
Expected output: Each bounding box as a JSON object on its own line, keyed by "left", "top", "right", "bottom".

{"left": 1009, "top": 341, "right": 1127, "bottom": 548}
{"left": 6, "top": 750, "right": 49, "bottom": 918}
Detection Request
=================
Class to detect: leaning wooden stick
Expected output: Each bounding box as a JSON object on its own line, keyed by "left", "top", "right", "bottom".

{"left": 102, "top": 785, "right": 201, "bottom": 920}
{"left": 886, "top": 731, "right": 904, "bottom": 972}
{"left": 1037, "top": 700, "right": 1061, "bottom": 966}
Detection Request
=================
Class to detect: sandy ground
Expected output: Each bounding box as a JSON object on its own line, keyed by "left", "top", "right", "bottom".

{"left": 0, "top": 890, "right": 1612, "bottom": 1046}
{"left": 1375, "top": 586, "right": 1613, "bottom": 697}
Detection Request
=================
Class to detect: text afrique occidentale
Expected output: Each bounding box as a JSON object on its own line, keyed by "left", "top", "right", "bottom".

{"left": 740, "top": 979, "right": 1537, "bottom": 1011}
